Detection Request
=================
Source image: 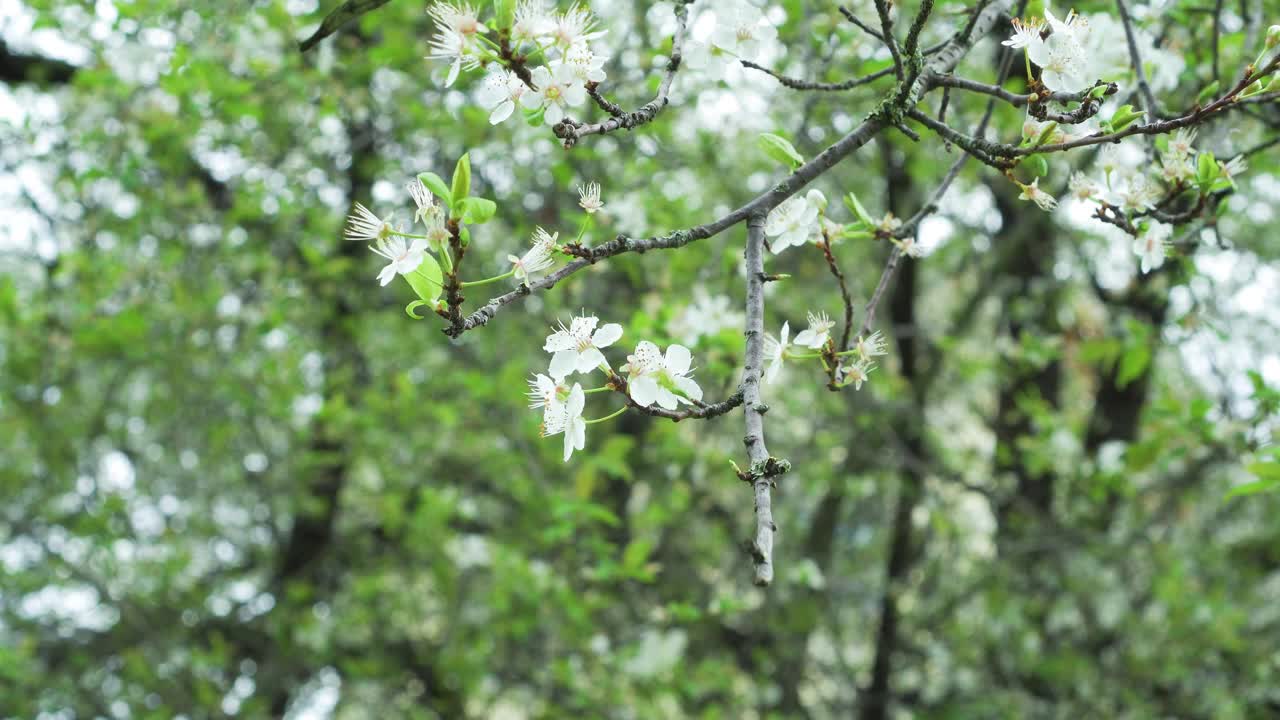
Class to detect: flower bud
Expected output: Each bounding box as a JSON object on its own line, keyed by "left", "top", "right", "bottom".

{"left": 1266, "top": 24, "right": 1280, "bottom": 49}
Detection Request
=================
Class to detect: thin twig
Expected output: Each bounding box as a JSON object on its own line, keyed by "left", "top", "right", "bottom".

{"left": 553, "top": 0, "right": 694, "bottom": 147}
{"left": 1115, "top": 0, "right": 1160, "bottom": 116}
{"left": 740, "top": 60, "right": 896, "bottom": 91}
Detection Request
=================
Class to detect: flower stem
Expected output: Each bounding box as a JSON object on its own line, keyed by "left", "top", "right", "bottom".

{"left": 574, "top": 214, "right": 592, "bottom": 244}
{"left": 584, "top": 386, "right": 612, "bottom": 394}
{"left": 788, "top": 351, "right": 824, "bottom": 359}
{"left": 460, "top": 269, "right": 516, "bottom": 288}
{"left": 584, "top": 406, "right": 628, "bottom": 424}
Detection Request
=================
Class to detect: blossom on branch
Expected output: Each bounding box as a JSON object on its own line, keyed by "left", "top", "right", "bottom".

{"left": 763, "top": 321, "right": 790, "bottom": 384}
{"left": 622, "top": 341, "right": 704, "bottom": 410}
{"left": 578, "top": 182, "right": 604, "bottom": 214}
{"left": 544, "top": 313, "right": 623, "bottom": 377}
{"left": 478, "top": 69, "right": 528, "bottom": 125}
{"left": 541, "top": 382, "right": 586, "bottom": 461}
{"left": 1134, "top": 222, "right": 1172, "bottom": 274}
{"left": 764, "top": 190, "right": 823, "bottom": 253}
{"left": 370, "top": 236, "right": 428, "bottom": 286}
{"left": 523, "top": 62, "right": 587, "bottom": 126}
{"left": 509, "top": 227, "right": 558, "bottom": 284}
{"left": 345, "top": 203, "right": 396, "bottom": 242}
{"left": 794, "top": 311, "right": 835, "bottom": 350}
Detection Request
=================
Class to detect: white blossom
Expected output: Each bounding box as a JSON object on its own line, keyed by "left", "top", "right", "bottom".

{"left": 895, "top": 235, "right": 925, "bottom": 258}
{"left": 428, "top": 2, "right": 487, "bottom": 36}
{"left": 1002, "top": 17, "right": 1044, "bottom": 50}
{"left": 550, "top": 3, "right": 605, "bottom": 49}
{"left": 578, "top": 182, "right": 604, "bottom": 214}
{"left": 370, "top": 236, "right": 428, "bottom": 286}
{"left": 544, "top": 313, "right": 623, "bottom": 377}
{"left": 564, "top": 44, "right": 607, "bottom": 85}
{"left": 345, "top": 203, "right": 396, "bottom": 242}
{"left": 765, "top": 191, "right": 822, "bottom": 253}
{"left": 1069, "top": 171, "right": 1100, "bottom": 200}
{"left": 427, "top": 27, "right": 480, "bottom": 87}
{"left": 542, "top": 382, "right": 586, "bottom": 462}
{"left": 522, "top": 62, "right": 587, "bottom": 125}
{"left": 1117, "top": 174, "right": 1158, "bottom": 211}
{"left": 1015, "top": 7, "right": 1092, "bottom": 93}
{"left": 854, "top": 330, "right": 888, "bottom": 360}
{"left": 1134, "top": 222, "right": 1172, "bottom": 274}
{"left": 477, "top": 69, "right": 528, "bottom": 125}
{"left": 509, "top": 227, "right": 558, "bottom": 284}
{"left": 841, "top": 359, "right": 876, "bottom": 390}
{"left": 1018, "top": 178, "right": 1058, "bottom": 211}
{"left": 527, "top": 373, "right": 571, "bottom": 428}
{"left": 877, "top": 213, "right": 903, "bottom": 235}
{"left": 763, "top": 321, "right": 790, "bottom": 384}
{"left": 793, "top": 311, "right": 835, "bottom": 350}
{"left": 406, "top": 179, "right": 443, "bottom": 227}
{"left": 708, "top": 0, "right": 777, "bottom": 62}
{"left": 1219, "top": 155, "right": 1248, "bottom": 184}
{"left": 1167, "top": 128, "right": 1197, "bottom": 158}
{"left": 511, "top": 0, "right": 554, "bottom": 44}
{"left": 622, "top": 341, "right": 704, "bottom": 410}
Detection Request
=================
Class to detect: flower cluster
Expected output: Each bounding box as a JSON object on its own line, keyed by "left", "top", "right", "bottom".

{"left": 1064, "top": 133, "right": 1247, "bottom": 273}
{"left": 763, "top": 313, "right": 886, "bottom": 391}
{"left": 685, "top": 0, "right": 779, "bottom": 80}
{"left": 529, "top": 313, "right": 705, "bottom": 461}
{"left": 1004, "top": 5, "right": 1186, "bottom": 93}
{"left": 346, "top": 153, "right": 609, "bottom": 313}
{"left": 428, "top": 1, "right": 608, "bottom": 125}
{"left": 345, "top": 181, "right": 449, "bottom": 288}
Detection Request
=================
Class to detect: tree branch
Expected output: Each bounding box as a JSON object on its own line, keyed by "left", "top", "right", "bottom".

{"left": 742, "top": 212, "right": 781, "bottom": 586}
{"left": 740, "top": 60, "right": 896, "bottom": 92}
{"left": 298, "top": 0, "right": 392, "bottom": 52}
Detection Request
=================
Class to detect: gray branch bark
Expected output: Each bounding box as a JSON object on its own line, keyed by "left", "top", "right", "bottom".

{"left": 742, "top": 213, "right": 775, "bottom": 586}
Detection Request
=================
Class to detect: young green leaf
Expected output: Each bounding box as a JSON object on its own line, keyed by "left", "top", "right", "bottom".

{"left": 458, "top": 197, "right": 497, "bottom": 225}
{"left": 843, "top": 192, "right": 874, "bottom": 228}
{"left": 451, "top": 153, "right": 472, "bottom": 208}
{"left": 758, "top": 132, "right": 804, "bottom": 170}
{"left": 417, "top": 171, "right": 452, "bottom": 207}
{"left": 404, "top": 253, "right": 444, "bottom": 304}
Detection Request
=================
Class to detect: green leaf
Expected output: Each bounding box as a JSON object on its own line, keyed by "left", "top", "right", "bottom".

{"left": 1116, "top": 344, "right": 1151, "bottom": 388}
{"left": 1225, "top": 465, "right": 1280, "bottom": 498}
{"left": 404, "top": 253, "right": 444, "bottom": 303}
{"left": 757, "top": 132, "right": 804, "bottom": 170}
{"left": 1027, "top": 154, "right": 1049, "bottom": 178}
{"left": 1109, "top": 105, "right": 1145, "bottom": 133}
{"left": 417, "top": 171, "right": 452, "bottom": 207}
{"left": 843, "top": 192, "right": 874, "bottom": 228}
{"left": 492, "top": 0, "right": 515, "bottom": 26}
{"left": 405, "top": 300, "right": 430, "bottom": 319}
{"left": 457, "top": 196, "right": 497, "bottom": 225}
{"left": 1196, "top": 151, "right": 1219, "bottom": 188}
{"left": 1032, "top": 121, "right": 1058, "bottom": 146}
{"left": 450, "top": 152, "right": 471, "bottom": 209}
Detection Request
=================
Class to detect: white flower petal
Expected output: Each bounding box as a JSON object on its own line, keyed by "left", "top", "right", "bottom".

{"left": 630, "top": 376, "right": 659, "bottom": 407}
{"left": 576, "top": 347, "right": 607, "bottom": 374}
{"left": 549, "top": 349, "right": 579, "bottom": 379}
{"left": 591, "top": 323, "right": 623, "bottom": 348}
{"left": 664, "top": 344, "right": 692, "bottom": 374}
{"left": 544, "top": 331, "right": 577, "bottom": 352}
{"left": 673, "top": 375, "right": 703, "bottom": 403}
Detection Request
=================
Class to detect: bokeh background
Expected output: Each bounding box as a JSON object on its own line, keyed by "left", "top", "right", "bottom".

{"left": 2, "top": 0, "right": 1280, "bottom": 717}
